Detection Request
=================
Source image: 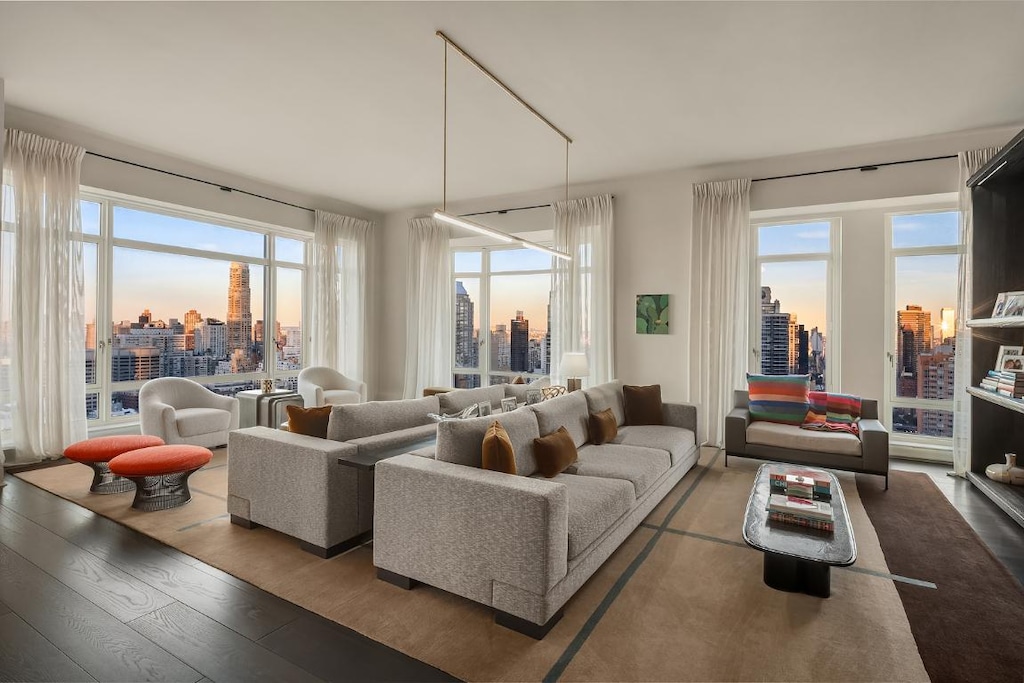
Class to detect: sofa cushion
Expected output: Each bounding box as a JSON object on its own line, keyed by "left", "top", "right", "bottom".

{"left": 346, "top": 424, "right": 438, "bottom": 458}
{"left": 746, "top": 374, "right": 810, "bottom": 426}
{"left": 503, "top": 376, "right": 550, "bottom": 403}
{"left": 529, "top": 391, "right": 589, "bottom": 448}
{"left": 623, "top": 384, "right": 664, "bottom": 426}
{"left": 746, "top": 421, "right": 861, "bottom": 456}
{"left": 327, "top": 396, "right": 440, "bottom": 442}
{"left": 435, "top": 408, "right": 541, "bottom": 475}
{"left": 323, "top": 389, "right": 361, "bottom": 406}
{"left": 613, "top": 425, "right": 696, "bottom": 466}
{"left": 175, "top": 407, "right": 231, "bottom": 438}
{"left": 533, "top": 427, "right": 580, "bottom": 478}
{"left": 482, "top": 421, "right": 517, "bottom": 475}
{"left": 285, "top": 405, "right": 332, "bottom": 439}
{"left": 827, "top": 393, "right": 862, "bottom": 423}
{"left": 438, "top": 385, "right": 506, "bottom": 414}
{"left": 575, "top": 444, "right": 671, "bottom": 497}
{"left": 583, "top": 380, "right": 625, "bottom": 426}
{"left": 536, "top": 473, "right": 635, "bottom": 560}
{"left": 589, "top": 409, "right": 618, "bottom": 445}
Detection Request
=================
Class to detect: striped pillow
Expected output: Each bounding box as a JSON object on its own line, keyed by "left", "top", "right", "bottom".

{"left": 826, "top": 393, "right": 862, "bottom": 425}
{"left": 746, "top": 374, "right": 810, "bottom": 426}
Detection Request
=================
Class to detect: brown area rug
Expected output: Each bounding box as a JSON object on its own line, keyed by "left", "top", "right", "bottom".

{"left": 858, "top": 471, "right": 1024, "bottom": 683}
{"left": 18, "top": 451, "right": 933, "bottom": 681}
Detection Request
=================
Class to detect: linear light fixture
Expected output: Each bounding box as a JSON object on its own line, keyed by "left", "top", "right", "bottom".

{"left": 432, "top": 210, "right": 516, "bottom": 243}
{"left": 519, "top": 237, "right": 573, "bottom": 261}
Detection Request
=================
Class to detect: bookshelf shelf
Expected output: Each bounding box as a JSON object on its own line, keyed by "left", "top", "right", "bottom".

{"left": 966, "top": 317, "right": 1024, "bottom": 329}
{"left": 967, "top": 386, "right": 1024, "bottom": 416}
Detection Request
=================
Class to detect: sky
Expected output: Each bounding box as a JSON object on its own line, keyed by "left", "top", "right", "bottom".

{"left": 455, "top": 248, "right": 552, "bottom": 334}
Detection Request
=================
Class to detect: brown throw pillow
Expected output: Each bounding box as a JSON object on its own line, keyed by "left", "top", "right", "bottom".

{"left": 589, "top": 408, "right": 618, "bottom": 445}
{"left": 285, "top": 405, "right": 332, "bottom": 438}
{"left": 533, "top": 426, "right": 578, "bottom": 478}
{"left": 623, "top": 384, "right": 663, "bottom": 426}
{"left": 482, "top": 421, "right": 517, "bottom": 475}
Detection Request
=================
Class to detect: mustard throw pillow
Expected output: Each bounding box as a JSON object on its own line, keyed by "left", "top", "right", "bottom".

{"left": 285, "top": 405, "right": 332, "bottom": 439}
{"left": 482, "top": 421, "right": 517, "bottom": 475}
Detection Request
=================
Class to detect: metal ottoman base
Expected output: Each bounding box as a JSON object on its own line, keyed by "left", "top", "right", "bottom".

{"left": 85, "top": 461, "right": 136, "bottom": 494}
{"left": 123, "top": 468, "right": 202, "bottom": 511}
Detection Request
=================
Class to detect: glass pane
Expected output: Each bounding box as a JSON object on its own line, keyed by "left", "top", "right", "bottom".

{"left": 491, "top": 248, "right": 553, "bottom": 272}
{"left": 490, "top": 274, "right": 551, "bottom": 375}
{"left": 81, "top": 200, "right": 101, "bottom": 236}
{"left": 454, "top": 373, "right": 481, "bottom": 389}
{"left": 892, "top": 407, "right": 954, "bottom": 438}
{"left": 757, "top": 221, "right": 831, "bottom": 256}
{"left": 275, "top": 376, "right": 299, "bottom": 392}
{"left": 275, "top": 236, "right": 305, "bottom": 264}
{"left": 455, "top": 278, "right": 480, "bottom": 369}
{"left": 454, "top": 251, "right": 482, "bottom": 273}
{"left": 84, "top": 242, "right": 98, "bottom": 385}
{"left": 894, "top": 255, "right": 957, "bottom": 399}
{"left": 112, "top": 248, "right": 264, "bottom": 380}
{"left": 113, "top": 206, "right": 265, "bottom": 258}
{"left": 86, "top": 392, "right": 99, "bottom": 420}
{"left": 276, "top": 268, "right": 303, "bottom": 372}
{"left": 759, "top": 261, "right": 827, "bottom": 391}
{"left": 111, "top": 390, "right": 140, "bottom": 418}
{"left": 489, "top": 374, "right": 513, "bottom": 385}
{"left": 892, "top": 211, "right": 959, "bottom": 248}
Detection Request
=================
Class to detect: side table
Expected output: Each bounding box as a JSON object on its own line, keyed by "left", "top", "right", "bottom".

{"left": 237, "top": 389, "right": 303, "bottom": 428}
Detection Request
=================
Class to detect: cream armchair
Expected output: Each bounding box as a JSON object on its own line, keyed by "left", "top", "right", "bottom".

{"left": 298, "top": 366, "right": 367, "bottom": 408}
{"left": 140, "top": 378, "right": 240, "bottom": 448}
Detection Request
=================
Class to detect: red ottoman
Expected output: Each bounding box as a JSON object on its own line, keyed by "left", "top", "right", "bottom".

{"left": 108, "top": 445, "right": 212, "bottom": 511}
{"left": 64, "top": 435, "right": 165, "bottom": 494}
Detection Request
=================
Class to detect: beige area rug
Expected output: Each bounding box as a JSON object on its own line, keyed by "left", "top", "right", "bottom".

{"left": 18, "top": 448, "right": 929, "bottom": 682}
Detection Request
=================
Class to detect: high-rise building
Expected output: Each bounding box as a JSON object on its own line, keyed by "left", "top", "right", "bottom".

{"left": 544, "top": 294, "right": 552, "bottom": 375}
{"left": 194, "top": 318, "right": 228, "bottom": 358}
{"left": 940, "top": 307, "right": 955, "bottom": 345}
{"left": 917, "top": 344, "right": 955, "bottom": 437}
{"left": 184, "top": 309, "right": 202, "bottom": 350}
{"left": 110, "top": 347, "right": 161, "bottom": 382}
{"left": 761, "top": 288, "right": 791, "bottom": 375}
{"left": 454, "top": 281, "right": 477, "bottom": 370}
{"left": 510, "top": 311, "right": 530, "bottom": 373}
{"left": 227, "top": 262, "right": 253, "bottom": 371}
{"left": 491, "top": 324, "right": 510, "bottom": 371}
{"left": 897, "top": 304, "right": 933, "bottom": 398}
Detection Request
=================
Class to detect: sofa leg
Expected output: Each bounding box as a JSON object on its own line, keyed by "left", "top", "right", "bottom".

{"left": 724, "top": 452, "right": 729, "bottom": 467}
{"left": 885, "top": 473, "right": 889, "bottom": 491}
{"left": 230, "top": 515, "right": 260, "bottom": 529}
{"left": 376, "top": 567, "right": 418, "bottom": 590}
{"left": 494, "top": 609, "right": 563, "bottom": 640}
{"left": 299, "top": 531, "right": 372, "bottom": 559}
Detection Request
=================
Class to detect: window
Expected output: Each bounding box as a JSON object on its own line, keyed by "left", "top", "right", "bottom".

{"left": 752, "top": 220, "right": 839, "bottom": 391}
{"left": 886, "top": 209, "right": 959, "bottom": 442}
{"left": 453, "top": 246, "right": 553, "bottom": 388}
{"left": 80, "top": 191, "right": 308, "bottom": 426}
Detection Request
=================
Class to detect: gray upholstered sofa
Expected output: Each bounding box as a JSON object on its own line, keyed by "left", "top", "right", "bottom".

{"left": 372, "top": 380, "right": 699, "bottom": 638}
{"left": 725, "top": 390, "right": 889, "bottom": 488}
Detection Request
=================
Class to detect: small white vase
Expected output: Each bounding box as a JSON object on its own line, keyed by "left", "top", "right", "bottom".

{"left": 986, "top": 453, "right": 1024, "bottom": 485}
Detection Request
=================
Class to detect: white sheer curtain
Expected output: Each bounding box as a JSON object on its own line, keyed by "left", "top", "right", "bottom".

{"left": 688, "top": 179, "right": 751, "bottom": 447}
{"left": 952, "top": 147, "right": 1000, "bottom": 476}
{"left": 309, "top": 210, "right": 373, "bottom": 383}
{"left": 550, "top": 194, "right": 614, "bottom": 387}
{"left": 403, "top": 217, "right": 452, "bottom": 398}
{"left": 1, "top": 129, "right": 87, "bottom": 461}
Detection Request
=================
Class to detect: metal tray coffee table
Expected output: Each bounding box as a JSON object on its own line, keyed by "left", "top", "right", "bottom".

{"left": 742, "top": 463, "right": 856, "bottom": 598}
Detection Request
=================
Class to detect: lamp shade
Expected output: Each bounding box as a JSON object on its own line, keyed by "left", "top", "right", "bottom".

{"left": 561, "top": 352, "right": 590, "bottom": 378}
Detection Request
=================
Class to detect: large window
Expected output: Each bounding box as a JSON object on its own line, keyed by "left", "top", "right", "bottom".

{"left": 81, "top": 190, "right": 308, "bottom": 426}
{"left": 752, "top": 219, "right": 839, "bottom": 391}
{"left": 453, "top": 246, "right": 553, "bottom": 388}
{"left": 886, "top": 209, "right": 959, "bottom": 442}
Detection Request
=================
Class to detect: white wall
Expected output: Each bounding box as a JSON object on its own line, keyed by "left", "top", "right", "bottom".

{"left": 376, "top": 124, "right": 1019, "bottom": 402}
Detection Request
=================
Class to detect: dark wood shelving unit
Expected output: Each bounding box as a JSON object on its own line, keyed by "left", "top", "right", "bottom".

{"left": 967, "top": 127, "right": 1024, "bottom": 530}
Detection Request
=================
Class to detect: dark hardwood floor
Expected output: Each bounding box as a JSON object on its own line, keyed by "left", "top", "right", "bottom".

{"left": 0, "top": 475, "right": 457, "bottom": 683}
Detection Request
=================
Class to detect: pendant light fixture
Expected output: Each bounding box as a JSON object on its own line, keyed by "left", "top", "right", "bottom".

{"left": 432, "top": 31, "right": 573, "bottom": 261}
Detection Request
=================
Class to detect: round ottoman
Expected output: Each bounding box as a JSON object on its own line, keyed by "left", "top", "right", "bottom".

{"left": 108, "top": 445, "right": 212, "bottom": 511}
{"left": 64, "top": 435, "right": 165, "bottom": 494}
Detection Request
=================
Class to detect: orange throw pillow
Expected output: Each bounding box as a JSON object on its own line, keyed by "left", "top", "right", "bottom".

{"left": 533, "top": 426, "right": 579, "bottom": 478}
{"left": 589, "top": 408, "right": 618, "bottom": 445}
{"left": 482, "top": 421, "right": 517, "bottom": 475}
{"left": 623, "top": 384, "right": 663, "bottom": 426}
{"left": 285, "top": 405, "right": 332, "bottom": 439}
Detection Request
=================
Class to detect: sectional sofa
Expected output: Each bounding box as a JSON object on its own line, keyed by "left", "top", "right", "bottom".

{"left": 373, "top": 381, "right": 699, "bottom": 638}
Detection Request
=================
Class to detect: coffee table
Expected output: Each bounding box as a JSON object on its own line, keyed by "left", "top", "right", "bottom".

{"left": 742, "top": 463, "right": 856, "bottom": 598}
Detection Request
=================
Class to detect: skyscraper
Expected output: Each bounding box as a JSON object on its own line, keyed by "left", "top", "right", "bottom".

{"left": 760, "top": 287, "right": 792, "bottom": 375}
{"left": 510, "top": 311, "right": 529, "bottom": 372}
{"left": 940, "top": 307, "right": 955, "bottom": 345}
{"left": 184, "top": 309, "right": 202, "bottom": 351}
{"left": 897, "top": 304, "right": 932, "bottom": 398}
{"left": 227, "top": 262, "right": 253, "bottom": 370}
{"left": 454, "top": 281, "right": 477, "bottom": 370}
{"left": 491, "top": 324, "right": 510, "bottom": 371}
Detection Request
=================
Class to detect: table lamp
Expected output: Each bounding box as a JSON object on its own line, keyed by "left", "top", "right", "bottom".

{"left": 561, "top": 352, "right": 590, "bottom": 392}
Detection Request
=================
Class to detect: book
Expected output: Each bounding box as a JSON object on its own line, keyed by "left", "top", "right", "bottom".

{"left": 767, "top": 493, "right": 834, "bottom": 522}
{"left": 768, "top": 511, "right": 834, "bottom": 532}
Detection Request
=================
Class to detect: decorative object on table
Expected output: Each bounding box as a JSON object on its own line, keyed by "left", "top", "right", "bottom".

{"left": 541, "top": 385, "right": 567, "bottom": 400}
{"left": 767, "top": 493, "right": 835, "bottom": 532}
{"left": 1000, "top": 353, "right": 1024, "bottom": 373}
{"left": 985, "top": 453, "right": 1024, "bottom": 485}
{"left": 262, "top": 378, "right": 274, "bottom": 393}
{"left": 525, "top": 388, "right": 543, "bottom": 405}
{"left": 560, "top": 352, "right": 589, "bottom": 392}
{"left": 995, "top": 345, "right": 1024, "bottom": 372}
{"left": 769, "top": 468, "right": 832, "bottom": 500}
{"left": 993, "top": 290, "right": 1024, "bottom": 318}
{"left": 500, "top": 397, "right": 519, "bottom": 413}
{"left": 477, "top": 401, "right": 492, "bottom": 417}
{"left": 428, "top": 404, "right": 480, "bottom": 422}
{"left": 636, "top": 294, "right": 670, "bottom": 334}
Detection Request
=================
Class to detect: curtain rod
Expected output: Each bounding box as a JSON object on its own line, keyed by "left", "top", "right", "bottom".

{"left": 751, "top": 154, "right": 956, "bottom": 183}
{"left": 459, "top": 195, "right": 615, "bottom": 218}
{"left": 84, "top": 151, "right": 316, "bottom": 213}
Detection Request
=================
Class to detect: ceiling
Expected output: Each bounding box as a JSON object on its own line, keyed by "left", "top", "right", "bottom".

{"left": 1, "top": 2, "right": 1023, "bottom": 212}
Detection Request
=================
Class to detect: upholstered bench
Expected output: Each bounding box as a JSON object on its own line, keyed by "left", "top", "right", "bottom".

{"left": 108, "top": 444, "right": 212, "bottom": 511}
{"left": 64, "top": 435, "right": 165, "bottom": 494}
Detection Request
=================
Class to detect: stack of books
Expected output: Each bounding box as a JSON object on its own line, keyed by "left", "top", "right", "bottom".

{"left": 980, "top": 370, "right": 1024, "bottom": 399}
{"left": 767, "top": 494, "right": 835, "bottom": 532}
{"left": 769, "top": 470, "right": 831, "bottom": 500}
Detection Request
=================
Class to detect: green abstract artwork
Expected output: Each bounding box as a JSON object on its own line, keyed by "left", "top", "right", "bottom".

{"left": 636, "top": 294, "right": 669, "bottom": 334}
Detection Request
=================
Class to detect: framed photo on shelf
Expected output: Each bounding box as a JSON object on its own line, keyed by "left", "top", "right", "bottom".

{"left": 992, "top": 292, "right": 1008, "bottom": 317}
{"left": 500, "top": 397, "right": 519, "bottom": 413}
{"left": 1001, "top": 353, "right": 1024, "bottom": 373}
{"left": 999, "top": 291, "right": 1024, "bottom": 318}
{"left": 525, "top": 388, "right": 543, "bottom": 405}
{"left": 477, "top": 401, "right": 492, "bottom": 417}
{"left": 996, "top": 345, "right": 1024, "bottom": 372}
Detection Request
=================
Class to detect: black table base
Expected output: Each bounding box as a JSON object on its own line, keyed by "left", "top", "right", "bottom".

{"left": 763, "top": 551, "right": 831, "bottom": 598}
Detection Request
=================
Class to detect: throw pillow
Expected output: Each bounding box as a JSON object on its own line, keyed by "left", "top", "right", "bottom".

{"left": 285, "top": 405, "right": 332, "bottom": 439}
{"left": 826, "top": 392, "right": 862, "bottom": 423}
{"left": 513, "top": 375, "right": 526, "bottom": 385}
{"left": 589, "top": 408, "right": 618, "bottom": 445}
{"left": 623, "top": 384, "right": 663, "bottom": 426}
{"left": 746, "top": 374, "right": 810, "bottom": 426}
{"left": 533, "top": 426, "right": 578, "bottom": 478}
{"left": 481, "top": 421, "right": 517, "bottom": 475}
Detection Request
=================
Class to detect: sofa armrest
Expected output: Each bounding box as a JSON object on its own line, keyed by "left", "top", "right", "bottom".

{"left": 725, "top": 407, "right": 750, "bottom": 453}
{"left": 374, "top": 454, "right": 568, "bottom": 597}
{"left": 858, "top": 418, "right": 889, "bottom": 474}
{"left": 141, "top": 400, "right": 179, "bottom": 442}
{"left": 662, "top": 401, "right": 698, "bottom": 433}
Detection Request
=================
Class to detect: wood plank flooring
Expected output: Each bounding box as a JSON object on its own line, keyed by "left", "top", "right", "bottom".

{"left": 0, "top": 475, "right": 456, "bottom": 683}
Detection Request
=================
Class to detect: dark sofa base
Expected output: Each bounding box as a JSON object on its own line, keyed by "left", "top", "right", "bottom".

{"left": 725, "top": 452, "right": 888, "bottom": 490}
